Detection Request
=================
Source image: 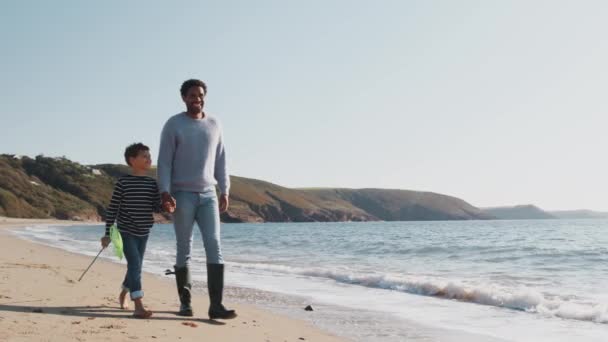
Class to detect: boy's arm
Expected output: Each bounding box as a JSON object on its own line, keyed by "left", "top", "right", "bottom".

{"left": 157, "top": 120, "right": 175, "bottom": 195}
{"left": 104, "top": 180, "right": 124, "bottom": 236}
{"left": 153, "top": 181, "right": 162, "bottom": 213}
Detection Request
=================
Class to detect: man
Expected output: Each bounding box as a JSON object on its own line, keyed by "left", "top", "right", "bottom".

{"left": 158, "top": 79, "right": 236, "bottom": 319}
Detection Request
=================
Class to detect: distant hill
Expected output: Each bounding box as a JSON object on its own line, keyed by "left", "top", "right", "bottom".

{"left": 550, "top": 210, "right": 608, "bottom": 219}
{"left": 221, "top": 182, "right": 492, "bottom": 222}
{"left": 0, "top": 154, "right": 492, "bottom": 223}
{"left": 481, "top": 205, "right": 556, "bottom": 220}
{"left": 301, "top": 188, "right": 492, "bottom": 221}
{"left": 222, "top": 177, "right": 377, "bottom": 222}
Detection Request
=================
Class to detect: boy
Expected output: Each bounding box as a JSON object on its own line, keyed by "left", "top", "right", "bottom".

{"left": 101, "top": 143, "right": 173, "bottom": 318}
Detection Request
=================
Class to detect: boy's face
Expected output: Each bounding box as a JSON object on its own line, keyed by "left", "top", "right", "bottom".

{"left": 129, "top": 150, "right": 152, "bottom": 171}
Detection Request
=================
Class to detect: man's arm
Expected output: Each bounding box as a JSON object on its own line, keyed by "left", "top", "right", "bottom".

{"left": 157, "top": 120, "right": 175, "bottom": 195}
{"left": 214, "top": 131, "right": 230, "bottom": 196}
{"left": 214, "top": 129, "right": 230, "bottom": 213}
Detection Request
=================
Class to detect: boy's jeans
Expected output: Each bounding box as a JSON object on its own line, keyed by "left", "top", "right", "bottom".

{"left": 120, "top": 232, "right": 149, "bottom": 300}
{"left": 172, "top": 188, "right": 223, "bottom": 267}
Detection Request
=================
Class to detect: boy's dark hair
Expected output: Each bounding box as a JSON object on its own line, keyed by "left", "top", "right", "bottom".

{"left": 124, "top": 143, "right": 149, "bottom": 166}
{"left": 180, "top": 79, "right": 207, "bottom": 97}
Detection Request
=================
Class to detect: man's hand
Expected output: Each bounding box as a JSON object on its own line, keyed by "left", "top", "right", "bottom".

{"left": 100, "top": 236, "right": 111, "bottom": 248}
{"left": 161, "top": 192, "right": 176, "bottom": 213}
{"left": 219, "top": 194, "right": 229, "bottom": 213}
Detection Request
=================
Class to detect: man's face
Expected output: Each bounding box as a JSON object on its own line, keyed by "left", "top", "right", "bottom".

{"left": 182, "top": 86, "right": 205, "bottom": 113}
{"left": 129, "top": 150, "right": 152, "bottom": 171}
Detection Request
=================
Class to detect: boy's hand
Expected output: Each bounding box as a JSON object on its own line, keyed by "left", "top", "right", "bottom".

{"left": 100, "top": 236, "right": 111, "bottom": 248}
{"left": 161, "top": 192, "right": 176, "bottom": 213}
{"left": 162, "top": 200, "right": 176, "bottom": 213}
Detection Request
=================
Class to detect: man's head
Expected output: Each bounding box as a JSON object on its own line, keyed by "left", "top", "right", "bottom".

{"left": 180, "top": 79, "right": 207, "bottom": 114}
{"left": 124, "top": 143, "right": 152, "bottom": 171}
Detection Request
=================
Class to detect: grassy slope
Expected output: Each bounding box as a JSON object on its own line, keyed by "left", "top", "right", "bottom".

{"left": 1, "top": 154, "right": 492, "bottom": 222}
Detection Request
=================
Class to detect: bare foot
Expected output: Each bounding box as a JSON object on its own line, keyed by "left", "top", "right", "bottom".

{"left": 133, "top": 309, "right": 153, "bottom": 319}
{"left": 119, "top": 290, "right": 129, "bottom": 310}
{"left": 132, "top": 298, "right": 151, "bottom": 318}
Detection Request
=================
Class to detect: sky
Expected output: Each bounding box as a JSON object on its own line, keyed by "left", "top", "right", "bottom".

{"left": 1, "top": 1, "right": 607, "bottom": 211}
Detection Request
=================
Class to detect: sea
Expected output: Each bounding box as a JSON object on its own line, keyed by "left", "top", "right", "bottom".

{"left": 12, "top": 219, "right": 608, "bottom": 341}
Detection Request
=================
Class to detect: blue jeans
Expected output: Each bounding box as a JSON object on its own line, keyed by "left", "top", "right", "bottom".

{"left": 120, "top": 232, "right": 148, "bottom": 300}
{"left": 172, "top": 188, "right": 223, "bottom": 266}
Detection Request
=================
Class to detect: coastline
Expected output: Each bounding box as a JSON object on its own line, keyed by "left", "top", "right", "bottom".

{"left": 0, "top": 217, "right": 344, "bottom": 342}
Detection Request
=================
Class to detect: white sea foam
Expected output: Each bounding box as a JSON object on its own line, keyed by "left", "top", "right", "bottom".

{"left": 228, "top": 261, "right": 608, "bottom": 323}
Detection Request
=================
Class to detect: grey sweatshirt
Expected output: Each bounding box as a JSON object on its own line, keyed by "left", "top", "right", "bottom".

{"left": 157, "top": 112, "right": 230, "bottom": 195}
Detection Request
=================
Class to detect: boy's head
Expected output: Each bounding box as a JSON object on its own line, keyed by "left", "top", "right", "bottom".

{"left": 124, "top": 143, "right": 151, "bottom": 170}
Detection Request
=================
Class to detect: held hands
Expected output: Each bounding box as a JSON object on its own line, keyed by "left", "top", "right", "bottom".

{"left": 100, "top": 236, "right": 110, "bottom": 248}
{"left": 160, "top": 192, "right": 227, "bottom": 213}
{"left": 161, "top": 192, "right": 176, "bottom": 213}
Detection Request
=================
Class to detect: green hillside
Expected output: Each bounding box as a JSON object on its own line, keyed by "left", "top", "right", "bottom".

{"left": 1, "top": 154, "right": 492, "bottom": 223}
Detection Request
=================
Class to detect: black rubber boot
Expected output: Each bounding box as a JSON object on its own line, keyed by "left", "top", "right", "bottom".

{"left": 174, "top": 266, "right": 193, "bottom": 316}
{"left": 207, "top": 263, "right": 237, "bottom": 320}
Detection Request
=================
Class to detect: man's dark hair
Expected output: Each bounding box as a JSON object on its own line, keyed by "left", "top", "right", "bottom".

{"left": 180, "top": 79, "right": 207, "bottom": 97}
{"left": 124, "top": 143, "right": 149, "bottom": 166}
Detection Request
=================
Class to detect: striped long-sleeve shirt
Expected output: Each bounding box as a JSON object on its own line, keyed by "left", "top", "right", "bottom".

{"left": 104, "top": 175, "right": 161, "bottom": 237}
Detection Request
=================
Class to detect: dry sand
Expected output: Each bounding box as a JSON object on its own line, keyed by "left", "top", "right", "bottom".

{"left": 0, "top": 217, "right": 344, "bottom": 342}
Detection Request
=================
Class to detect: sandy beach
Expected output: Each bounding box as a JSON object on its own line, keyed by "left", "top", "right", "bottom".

{"left": 0, "top": 217, "right": 344, "bottom": 342}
